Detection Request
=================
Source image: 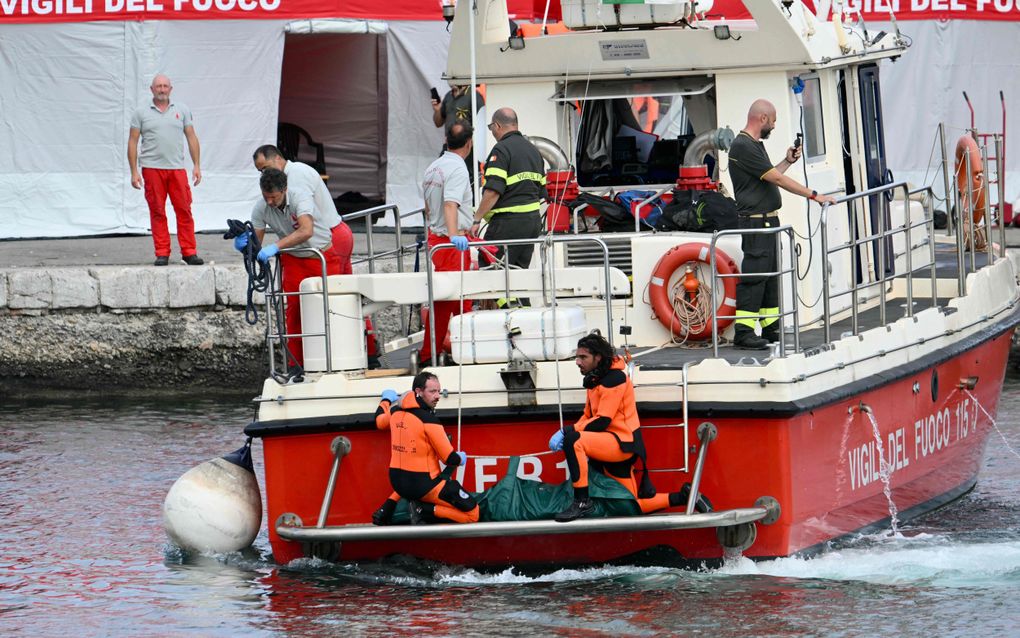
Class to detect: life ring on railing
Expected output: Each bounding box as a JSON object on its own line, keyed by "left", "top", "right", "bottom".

{"left": 649, "top": 242, "right": 738, "bottom": 340}
{"left": 955, "top": 135, "right": 987, "bottom": 224}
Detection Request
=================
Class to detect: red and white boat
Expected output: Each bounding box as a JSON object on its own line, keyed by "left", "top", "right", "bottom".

{"left": 241, "top": 0, "right": 1019, "bottom": 567}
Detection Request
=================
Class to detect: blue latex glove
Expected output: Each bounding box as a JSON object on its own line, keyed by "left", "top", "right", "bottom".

{"left": 451, "top": 235, "right": 469, "bottom": 251}
{"left": 257, "top": 243, "right": 280, "bottom": 263}
{"left": 381, "top": 389, "right": 399, "bottom": 404}
{"left": 233, "top": 233, "right": 248, "bottom": 252}
{"left": 456, "top": 451, "right": 467, "bottom": 466}
{"left": 549, "top": 429, "right": 564, "bottom": 452}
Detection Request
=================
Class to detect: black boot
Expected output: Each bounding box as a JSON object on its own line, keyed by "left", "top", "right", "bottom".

{"left": 408, "top": 501, "right": 437, "bottom": 525}
{"left": 671, "top": 483, "right": 713, "bottom": 513}
{"left": 372, "top": 499, "right": 397, "bottom": 526}
{"left": 555, "top": 498, "right": 594, "bottom": 522}
{"left": 761, "top": 324, "right": 781, "bottom": 343}
{"left": 556, "top": 487, "right": 594, "bottom": 522}
{"left": 733, "top": 325, "right": 769, "bottom": 350}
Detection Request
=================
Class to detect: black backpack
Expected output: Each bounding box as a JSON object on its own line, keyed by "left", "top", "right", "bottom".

{"left": 656, "top": 189, "right": 739, "bottom": 233}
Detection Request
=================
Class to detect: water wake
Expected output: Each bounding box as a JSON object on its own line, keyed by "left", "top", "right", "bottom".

{"left": 716, "top": 537, "right": 1020, "bottom": 587}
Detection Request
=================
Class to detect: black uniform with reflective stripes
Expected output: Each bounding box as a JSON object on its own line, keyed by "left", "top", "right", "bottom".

{"left": 728, "top": 131, "right": 782, "bottom": 331}
{"left": 483, "top": 130, "right": 545, "bottom": 270}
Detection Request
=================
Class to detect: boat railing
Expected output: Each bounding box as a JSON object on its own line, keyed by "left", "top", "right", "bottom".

{"left": 426, "top": 235, "right": 617, "bottom": 367}
{"left": 343, "top": 203, "right": 427, "bottom": 337}
{"left": 264, "top": 247, "right": 333, "bottom": 378}
{"left": 708, "top": 225, "right": 799, "bottom": 358}
{"left": 819, "top": 181, "right": 939, "bottom": 345}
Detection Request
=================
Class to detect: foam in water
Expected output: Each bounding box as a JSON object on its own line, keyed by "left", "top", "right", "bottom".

{"left": 716, "top": 537, "right": 1020, "bottom": 587}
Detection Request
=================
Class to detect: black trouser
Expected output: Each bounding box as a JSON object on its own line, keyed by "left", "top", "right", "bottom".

{"left": 735, "top": 215, "right": 779, "bottom": 328}
{"left": 485, "top": 210, "right": 542, "bottom": 270}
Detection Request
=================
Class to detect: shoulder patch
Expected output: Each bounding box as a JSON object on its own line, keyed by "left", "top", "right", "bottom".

{"left": 489, "top": 155, "right": 497, "bottom": 162}
{"left": 600, "top": 369, "right": 627, "bottom": 388}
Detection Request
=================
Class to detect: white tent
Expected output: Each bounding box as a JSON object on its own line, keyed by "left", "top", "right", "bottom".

{"left": 0, "top": 17, "right": 452, "bottom": 238}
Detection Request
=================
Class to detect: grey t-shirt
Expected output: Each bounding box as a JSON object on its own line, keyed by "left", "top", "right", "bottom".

{"left": 423, "top": 151, "right": 473, "bottom": 236}
{"left": 284, "top": 160, "right": 341, "bottom": 228}
{"left": 130, "top": 101, "right": 193, "bottom": 170}
{"left": 250, "top": 191, "right": 333, "bottom": 256}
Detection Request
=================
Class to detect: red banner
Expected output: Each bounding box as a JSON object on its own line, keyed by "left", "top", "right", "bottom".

{"left": 0, "top": 0, "right": 554, "bottom": 24}
{"left": 1, "top": 0, "right": 1016, "bottom": 25}
{"left": 816, "top": 0, "right": 1020, "bottom": 21}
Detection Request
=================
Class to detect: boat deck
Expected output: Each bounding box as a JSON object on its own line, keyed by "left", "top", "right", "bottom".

{"left": 368, "top": 242, "right": 993, "bottom": 373}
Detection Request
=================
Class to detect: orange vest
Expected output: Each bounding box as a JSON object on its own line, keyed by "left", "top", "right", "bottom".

{"left": 387, "top": 392, "right": 456, "bottom": 476}
{"left": 575, "top": 357, "right": 639, "bottom": 443}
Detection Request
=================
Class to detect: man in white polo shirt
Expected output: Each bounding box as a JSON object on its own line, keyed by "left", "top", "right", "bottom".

{"left": 247, "top": 167, "right": 341, "bottom": 368}
{"left": 419, "top": 121, "right": 474, "bottom": 368}
{"left": 128, "top": 74, "right": 204, "bottom": 266}
{"left": 251, "top": 144, "right": 379, "bottom": 366}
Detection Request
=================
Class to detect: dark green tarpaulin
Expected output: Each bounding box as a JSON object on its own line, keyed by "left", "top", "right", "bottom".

{"left": 387, "top": 457, "right": 641, "bottom": 525}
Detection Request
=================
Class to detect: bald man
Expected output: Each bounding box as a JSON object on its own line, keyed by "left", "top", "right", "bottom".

{"left": 128, "top": 74, "right": 203, "bottom": 266}
{"left": 472, "top": 108, "right": 545, "bottom": 305}
{"left": 727, "top": 99, "right": 836, "bottom": 350}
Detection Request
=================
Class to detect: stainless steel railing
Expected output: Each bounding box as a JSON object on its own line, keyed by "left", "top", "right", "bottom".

{"left": 426, "top": 235, "right": 616, "bottom": 366}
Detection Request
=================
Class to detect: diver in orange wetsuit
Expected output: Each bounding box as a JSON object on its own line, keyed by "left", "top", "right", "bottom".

{"left": 371, "top": 372, "right": 479, "bottom": 525}
{"left": 550, "top": 332, "right": 710, "bottom": 522}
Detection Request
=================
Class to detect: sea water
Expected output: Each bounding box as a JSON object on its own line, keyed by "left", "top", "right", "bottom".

{"left": 2, "top": 377, "right": 1019, "bottom": 637}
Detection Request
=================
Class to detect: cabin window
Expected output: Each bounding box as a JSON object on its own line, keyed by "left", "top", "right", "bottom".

{"left": 802, "top": 76, "right": 825, "bottom": 162}
{"left": 553, "top": 77, "right": 716, "bottom": 188}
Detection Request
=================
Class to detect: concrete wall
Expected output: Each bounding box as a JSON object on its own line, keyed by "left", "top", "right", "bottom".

{"left": 0, "top": 265, "right": 266, "bottom": 395}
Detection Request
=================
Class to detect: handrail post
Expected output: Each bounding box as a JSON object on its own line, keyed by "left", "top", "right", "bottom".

{"left": 426, "top": 243, "right": 438, "bottom": 367}
{"left": 996, "top": 135, "right": 1007, "bottom": 259}
{"left": 939, "top": 122, "right": 955, "bottom": 237}
{"left": 710, "top": 235, "right": 720, "bottom": 358}
{"left": 981, "top": 145, "right": 994, "bottom": 265}
{"left": 821, "top": 203, "right": 832, "bottom": 344}
{"left": 902, "top": 184, "right": 913, "bottom": 319}
{"left": 775, "top": 227, "right": 786, "bottom": 357}
{"left": 964, "top": 149, "right": 976, "bottom": 275}
{"left": 953, "top": 158, "right": 967, "bottom": 295}
{"left": 851, "top": 198, "right": 860, "bottom": 336}
{"left": 316, "top": 436, "right": 352, "bottom": 528}
{"left": 877, "top": 192, "right": 887, "bottom": 328}
{"left": 685, "top": 422, "right": 717, "bottom": 516}
{"left": 925, "top": 187, "right": 937, "bottom": 308}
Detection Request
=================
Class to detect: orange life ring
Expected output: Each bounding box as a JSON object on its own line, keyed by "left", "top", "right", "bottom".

{"left": 649, "top": 243, "right": 738, "bottom": 340}
{"left": 955, "top": 135, "right": 987, "bottom": 223}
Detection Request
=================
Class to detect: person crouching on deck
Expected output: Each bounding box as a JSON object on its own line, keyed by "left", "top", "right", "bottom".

{"left": 550, "top": 332, "right": 710, "bottom": 522}
{"left": 373, "top": 372, "right": 479, "bottom": 525}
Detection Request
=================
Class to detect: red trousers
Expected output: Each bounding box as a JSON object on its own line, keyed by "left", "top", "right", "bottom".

{"left": 280, "top": 250, "right": 341, "bottom": 366}
{"left": 331, "top": 222, "right": 377, "bottom": 356}
{"left": 142, "top": 167, "right": 196, "bottom": 258}
{"left": 420, "top": 232, "right": 472, "bottom": 363}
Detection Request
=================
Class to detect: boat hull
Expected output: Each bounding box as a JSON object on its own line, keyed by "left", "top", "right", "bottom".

{"left": 255, "top": 329, "right": 1011, "bottom": 566}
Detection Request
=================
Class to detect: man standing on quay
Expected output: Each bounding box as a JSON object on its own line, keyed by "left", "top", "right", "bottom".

{"left": 128, "top": 74, "right": 204, "bottom": 266}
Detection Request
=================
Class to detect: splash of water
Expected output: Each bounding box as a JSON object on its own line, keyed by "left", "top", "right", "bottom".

{"left": 863, "top": 409, "right": 901, "bottom": 536}
{"left": 965, "top": 389, "right": 1020, "bottom": 461}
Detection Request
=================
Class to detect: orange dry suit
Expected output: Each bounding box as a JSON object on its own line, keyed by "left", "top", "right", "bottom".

{"left": 563, "top": 356, "right": 672, "bottom": 513}
{"left": 381, "top": 392, "right": 479, "bottom": 524}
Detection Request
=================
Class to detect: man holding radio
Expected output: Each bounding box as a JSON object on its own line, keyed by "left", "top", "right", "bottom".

{"left": 728, "top": 98, "right": 837, "bottom": 350}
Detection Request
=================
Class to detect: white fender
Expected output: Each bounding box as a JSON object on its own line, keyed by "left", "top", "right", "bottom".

{"left": 162, "top": 444, "right": 262, "bottom": 554}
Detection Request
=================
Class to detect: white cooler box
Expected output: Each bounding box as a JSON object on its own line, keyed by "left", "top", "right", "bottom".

{"left": 300, "top": 278, "right": 367, "bottom": 372}
{"left": 561, "top": 0, "right": 713, "bottom": 30}
{"left": 449, "top": 305, "right": 588, "bottom": 365}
